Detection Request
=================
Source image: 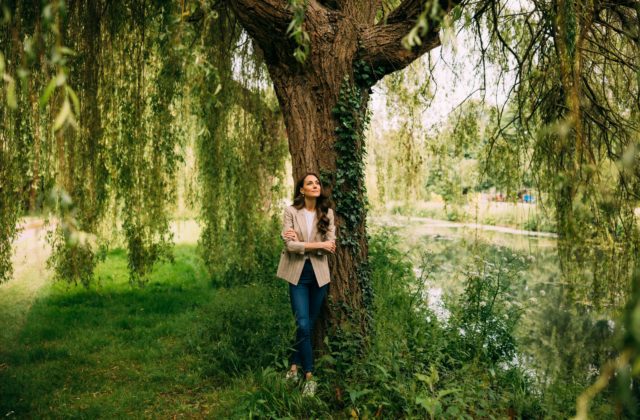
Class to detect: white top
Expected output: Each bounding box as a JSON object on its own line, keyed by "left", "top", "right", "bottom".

{"left": 302, "top": 208, "right": 316, "bottom": 241}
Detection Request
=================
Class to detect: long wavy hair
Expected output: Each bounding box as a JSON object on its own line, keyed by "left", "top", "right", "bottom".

{"left": 292, "top": 172, "right": 331, "bottom": 237}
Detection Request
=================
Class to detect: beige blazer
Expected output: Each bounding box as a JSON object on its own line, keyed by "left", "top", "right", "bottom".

{"left": 276, "top": 205, "right": 336, "bottom": 287}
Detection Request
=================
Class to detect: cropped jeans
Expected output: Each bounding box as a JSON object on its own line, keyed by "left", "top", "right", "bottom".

{"left": 289, "top": 259, "right": 328, "bottom": 374}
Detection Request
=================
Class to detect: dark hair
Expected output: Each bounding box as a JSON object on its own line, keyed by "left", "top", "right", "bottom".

{"left": 293, "top": 172, "right": 331, "bottom": 237}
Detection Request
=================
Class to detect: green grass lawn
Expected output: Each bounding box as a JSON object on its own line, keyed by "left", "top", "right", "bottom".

{"left": 0, "top": 245, "right": 293, "bottom": 418}
{"left": 378, "top": 198, "right": 556, "bottom": 232}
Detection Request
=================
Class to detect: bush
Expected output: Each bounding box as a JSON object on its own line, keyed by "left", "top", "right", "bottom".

{"left": 320, "top": 228, "right": 540, "bottom": 417}
{"left": 201, "top": 215, "right": 283, "bottom": 288}
{"left": 445, "top": 254, "right": 522, "bottom": 366}
{"left": 446, "top": 208, "right": 462, "bottom": 222}
{"left": 524, "top": 215, "right": 540, "bottom": 232}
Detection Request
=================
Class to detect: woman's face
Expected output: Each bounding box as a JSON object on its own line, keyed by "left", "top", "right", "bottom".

{"left": 300, "top": 175, "right": 321, "bottom": 198}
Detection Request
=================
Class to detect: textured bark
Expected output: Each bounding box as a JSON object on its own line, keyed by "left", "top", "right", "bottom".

{"left": 226, "top": 0, "right": 455, "bottom": 343}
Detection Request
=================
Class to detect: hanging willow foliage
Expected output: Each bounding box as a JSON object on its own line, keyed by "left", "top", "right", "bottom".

{"left": 471, "top": 0, "right": 640, "bottom": 309}
{"left": 45, "top": 0, "right": 110, "bottom": 287}
{"left": 0, "top": 0, "right": 288, "bottom": 286}
{"left": 0, "top": 1, "right": 67, "bottom": 284}
{"left": 103, "top": 0, "right": 185, "bottom": 285}
{"left": 191, "top": 3, "right": 288, "bottom": 286}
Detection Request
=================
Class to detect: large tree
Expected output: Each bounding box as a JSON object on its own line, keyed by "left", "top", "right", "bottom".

{"left": 222, "top": 0, "right": 459, "bottom": 339}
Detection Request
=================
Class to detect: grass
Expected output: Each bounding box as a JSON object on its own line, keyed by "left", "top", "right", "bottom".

{"left": 0, "top": 245, "right": 293, "bottom": 418}
{"left": 0, "top": 226, "right": 51, "bottom": 346}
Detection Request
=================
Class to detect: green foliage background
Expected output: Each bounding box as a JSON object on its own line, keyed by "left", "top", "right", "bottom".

{"left": 0, "top": 0, "right": 288, "bottom": 286}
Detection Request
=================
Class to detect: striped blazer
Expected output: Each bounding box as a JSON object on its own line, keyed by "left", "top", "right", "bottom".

{"left": 276, "top": 205, "right": 336, "bottom": 287}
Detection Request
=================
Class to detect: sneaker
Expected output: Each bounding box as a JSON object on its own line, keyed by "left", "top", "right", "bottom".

{"left": 302, "top": 379, "right": 317, "bottom": 397}
{"left": 285, "top": 369, "right": 299, "bottom": 383}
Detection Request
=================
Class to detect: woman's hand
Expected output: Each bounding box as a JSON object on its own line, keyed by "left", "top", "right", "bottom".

{"left": 320, "top": 241, "right": 336, "bottom": 254}
{"left": 284, "top": 228, "right": 299, "bottom": 241}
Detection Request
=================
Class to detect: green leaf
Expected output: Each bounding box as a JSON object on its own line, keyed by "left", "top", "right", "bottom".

{"left": 347, "top": 388, "right": 372, "bottom": 403}
{"left": 66, "top": 85, "right": 80, "bottom": 115}
{"left": 437, "top": 388, "right": 460, "bottom": 398}
{"left": 58, "top": 46, "right": 76, "bottom": 56}
{"left": 415, "top": 373, "right": 430, "bottom": 383}
{"left": 293, "top": 48, "right": 306, "bottom": 64}
{"left": 3, "top": 74, "right": 17, "bottom": 109}
{"left": 286, "top": 18, "right": 297, "bottom": 35}
{"left": 451, "top": 5, "right": 462, "bottom": 22}
{"left": 53, "top": 98, "right": 71, "bottom": 131}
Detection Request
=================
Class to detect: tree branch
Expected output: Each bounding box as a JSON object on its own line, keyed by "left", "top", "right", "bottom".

{"left": 359, "top": 0, "right": 463, "bottom": 78}
{"left": 226, "top": 0, "right": 292, "bottom": 42}
{"left": 359, "top": 23, "right": 441, "bottom": 77}
{"left": 386, "top": 0, "right": 426, "bottom": 23}
{"left": 334, "top": 0, "right": 382, "bottom": 24}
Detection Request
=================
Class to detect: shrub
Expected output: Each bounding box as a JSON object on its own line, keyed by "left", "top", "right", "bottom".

{"left": 235, "top": 227, "right": 543, "bottom": 418}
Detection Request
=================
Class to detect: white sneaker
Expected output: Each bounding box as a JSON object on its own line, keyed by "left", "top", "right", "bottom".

{"left": 285, "top": 369, "right": 299, "bottom": 383}
{"left": 302, "top": 379, "right": 317, "bottom": 397}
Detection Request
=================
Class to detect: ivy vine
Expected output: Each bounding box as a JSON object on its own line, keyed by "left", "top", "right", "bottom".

{"left": 330, "top": 60, "right": 385, "bottom": 326}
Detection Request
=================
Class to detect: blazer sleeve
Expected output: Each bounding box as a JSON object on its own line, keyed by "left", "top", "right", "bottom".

{"left": 281, "top": 207, "right": 306, "bottom": 255}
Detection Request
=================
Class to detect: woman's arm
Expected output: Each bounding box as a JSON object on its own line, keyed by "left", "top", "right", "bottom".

{"left": 303, "top": 209, "right": 336, "bottom": 255}
{"left": 281, "top": 207, "right": 305, "bottom": 255}
{"left": 283, "top": 228, "right": 335, "bottom": 253}
{"left": 282, "top": 207, "right": 336, "bottom": 255}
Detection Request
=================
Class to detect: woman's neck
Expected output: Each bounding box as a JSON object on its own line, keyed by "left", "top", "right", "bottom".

{"left": 303, "top": 197, "right": 316, "bottom": 211}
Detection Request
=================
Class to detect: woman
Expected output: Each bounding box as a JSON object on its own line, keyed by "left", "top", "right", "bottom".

{"left": 276, "top": 173, "right": 336, "bottom": 397}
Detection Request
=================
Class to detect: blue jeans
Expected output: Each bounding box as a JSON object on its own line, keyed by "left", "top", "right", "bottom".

{"left": 289, "top": 259, "right": 328, "bottom": 374}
